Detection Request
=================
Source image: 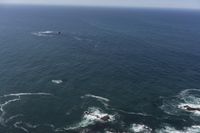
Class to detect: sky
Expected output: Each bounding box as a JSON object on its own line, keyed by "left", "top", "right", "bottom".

{"left": 0, "top": 0, "right": 200, "bottom": 9}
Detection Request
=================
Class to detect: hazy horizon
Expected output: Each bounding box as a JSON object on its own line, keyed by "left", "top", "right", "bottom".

{"left": 0, "top": 0, "right": 200, "bottom": 10}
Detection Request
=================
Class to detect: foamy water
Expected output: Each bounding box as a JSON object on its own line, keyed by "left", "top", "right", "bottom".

{"left": 62, "top": 107, "right": 115, "bottom": 131}
{"left": 1, "top": 7, "right": 200, "bottom": 132}
{"left": 32, "top": 31, "right": 61, "bottom": 37}
{"left": 161, "top": 89, "right": 200, "bottom": 119}
{"left": 130, "top": 124, "right": 152, "bottom": 133}
{"left": 1, "top": 90, "right": 200, "bottom": 132}
{"left": 52, "top": 80, "right": 63, "bottom": 84}
{"left": 81, "top": 94, "right": 110, "bottom": 102}
{"left": 0, "top": 92, "right": 53, "bottom": 132}
{"left": 156, "top": 125, "right": 200, "bottom": 133}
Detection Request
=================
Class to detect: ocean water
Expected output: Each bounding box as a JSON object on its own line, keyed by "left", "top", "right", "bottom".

{"left": 0, "top": 5, "right": 200, "bottom": 133}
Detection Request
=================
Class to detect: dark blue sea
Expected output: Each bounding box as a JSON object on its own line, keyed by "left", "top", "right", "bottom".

{"left": 0, "top": 5, "right": 200, "bottom": 133}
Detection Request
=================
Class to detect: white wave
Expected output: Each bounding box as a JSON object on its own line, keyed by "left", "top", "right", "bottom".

{"left": 130, "top": 124, "right": 152, "bottom": 133}
{"left": 52, "top": 80, "right": 63, "bottom": 84}
{"left": 24, "top": 123, "right": 40, "bottom": 129}
{"left": 81, "top": 94, "right": 110, "bottom": 102}
{"left": 81, "top": 94, "right": 110, "bottom": 108}
{"left": 3, "top": 92, "right": 52, "bottom": 97}
{"left": 63, "top": 107, "right": 115, "bottom": 131}
{"left": 0, "top": 98, "right": 21, "bottom": 126}
{"left": 156, "top": 125, "right": 200, "bottom": 133}
{"left": 32, "top": 31, "right": 61, "bottom": 37}
{"left": 105, "top": 131, "right": 115, "bottom": 133}
{"left": 179, "top": 89, "right": 200, "bottom": 98}
{"left": 14, "top": 121, "right": 29, "bottom": 133}
{"left": 161, "top": 89, "right": 200, "bottom": 119}
{"left": 32, "top": 31, "right": 51, "bottom": 37}
{"left": 81, "top": 94, "right": 151, "bottom": 118}
{"left": 0, "top": 92, "right": 53, "bottom": 126}
{"left": 0, "top": 98, "right": 20, "bottom": 112}
{"left": 5, "top": 114, "right": 23, "bottom": 124}
{"left": 178, "top": 103, "right": 200, "bottom": 116}
{"left": 40, "top": 31, "right": 54, "bottom": 34}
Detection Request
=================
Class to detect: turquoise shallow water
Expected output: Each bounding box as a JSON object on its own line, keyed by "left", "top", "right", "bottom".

{"left": 0, "top": 5, "right": 200, "bottom": 133}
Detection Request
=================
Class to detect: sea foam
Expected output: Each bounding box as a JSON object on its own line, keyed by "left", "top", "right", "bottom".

{"left": 81, "top": 94, "right": 110, "bottom": 102}
{"left": 62, "top": 107, "right": 115, "bottom": 131}
{"left": 52, "top": 80, "right": 63, "bottom": 84}
{"left": 156, "top": 125, "right": 200, "bottom": 133}
{"left": 32, "top": 31, "right": 61, "bottom": 37}
{"left": 0, "top": 92, "right": 53, "bottom": 126}
{"left": 130, "top": 124, "right": 152, "bottom": 133}
{"left": 161, "top": 89, "right": 200, "bottom": 119}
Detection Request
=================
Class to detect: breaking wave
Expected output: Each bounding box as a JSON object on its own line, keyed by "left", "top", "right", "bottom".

{"left": 160, "top": 89, "right": 200, "bottom": 120}
{"left": 2, "top": 90, "right": 200, "bottom": 132}
{"left": 130, "top": 124, "right": 152, "bottom": 133}
{"left": 81, "top": 94, "right": 150, "bottom": 117}
{"left": 56, "top": 107, "right": 116, "bottom": 131}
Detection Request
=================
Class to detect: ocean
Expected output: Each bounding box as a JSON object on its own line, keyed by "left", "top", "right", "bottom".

{"left": 0, "top": 5, "right": 200, "bottom": 133}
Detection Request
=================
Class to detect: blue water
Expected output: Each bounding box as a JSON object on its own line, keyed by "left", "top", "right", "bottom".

{"left": 0, "top": 5, "right": 200, "bottom": 133}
